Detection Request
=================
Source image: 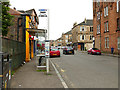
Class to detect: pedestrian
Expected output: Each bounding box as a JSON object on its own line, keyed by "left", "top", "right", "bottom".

{"left": 111, "top": 46, "right": 114, "bottom": 54}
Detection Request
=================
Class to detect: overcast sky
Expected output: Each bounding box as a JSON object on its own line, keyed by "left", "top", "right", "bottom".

{"left": 10, "top": 0, "right": 93, "bottom": 40}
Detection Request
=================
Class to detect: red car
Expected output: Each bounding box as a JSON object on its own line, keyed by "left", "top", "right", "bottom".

{"left": 87, "top": 48, "right": 101, "bottom": 55}
{"left": 50, "top": 48, "right": 60, "bottom": 57}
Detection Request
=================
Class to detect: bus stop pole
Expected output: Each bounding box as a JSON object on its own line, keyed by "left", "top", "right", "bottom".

{"left": 46, "top": 9, "right": 49, "bottom": 74}
{"left": 46, "top": 58, "right": 49, "bottom": 73}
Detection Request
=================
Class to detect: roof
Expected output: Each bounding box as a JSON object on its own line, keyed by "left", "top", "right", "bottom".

{"left": 57, "top": 37, "right": 62, "bottom": 40}
{"left": 17, "top": 10, "right": 26, "bottom": 13}
{"left": 78, "top": 19, "right": 93, "bottom": 26}
{"left": 8, "top": 8, "right": 23, "bottom": 15}
{"left": 18, "top": 9, "right": 37, "bottom": 16}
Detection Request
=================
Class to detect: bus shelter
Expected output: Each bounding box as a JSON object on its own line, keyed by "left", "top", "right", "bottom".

{"left": 26, "top": 28, "right": 49, "bottom": 73}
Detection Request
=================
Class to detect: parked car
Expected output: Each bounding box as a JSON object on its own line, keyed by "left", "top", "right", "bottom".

{"left": 50, "top": 48, "right": 60, "bottom": 57}
{"left": 63, "top": 47, "right": 74, "bottom": 55}
{"left": 87, "top": 48, "right": 101, "bottom": 55}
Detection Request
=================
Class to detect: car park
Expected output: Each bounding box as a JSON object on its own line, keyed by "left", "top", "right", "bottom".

{"left": 87, "top": 48, "right": 101, "bottom": 55}
{"left": 63, "top": 47, "right": 74, "bottom": 55}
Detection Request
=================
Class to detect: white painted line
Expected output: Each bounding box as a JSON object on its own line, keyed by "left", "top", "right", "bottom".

{"left": 50, "top": 60, "right": 68, "bottom": 88}
{"left": 37, "top": 66, "right": 46, "bottom": 68}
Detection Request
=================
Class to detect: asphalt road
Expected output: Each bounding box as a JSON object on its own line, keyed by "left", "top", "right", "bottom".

{"left": 50, "top": 50, "right": 118, "bottom": 88}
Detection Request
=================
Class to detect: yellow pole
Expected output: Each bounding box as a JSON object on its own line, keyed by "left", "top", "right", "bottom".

{"left": 31, "top": 40, "right": 34, "bottom": 59}
{"left": 25, "top": 16, "right": 30, "bottom": 62}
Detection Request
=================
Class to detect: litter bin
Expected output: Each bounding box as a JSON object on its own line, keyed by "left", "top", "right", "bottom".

{"left": 0, "top": 52, "right": 11, "bottom": 89}
{"left": 111, "top": 47, "right": 114, "bottom": 54}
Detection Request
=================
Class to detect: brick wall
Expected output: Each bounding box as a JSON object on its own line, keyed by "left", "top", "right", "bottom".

{"left": 8, "top": 8, "right": 23, "bottom": 42}
{"left": 93, "top": 2, "right": 120, "bottom": 53}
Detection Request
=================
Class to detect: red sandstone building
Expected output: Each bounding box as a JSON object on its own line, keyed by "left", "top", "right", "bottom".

{"left": 93, "top": 1, "right": 120, "bottom": 54}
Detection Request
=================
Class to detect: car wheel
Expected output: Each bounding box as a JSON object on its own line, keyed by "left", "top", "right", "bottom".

{"left": 91, "top": 52, "right": 93, "bottom": 55}
{"left": 72, "top": 52, "right": 74, "bottom": 55}
{"left": 65, "top": 52, "right": 67, "bottom": 55}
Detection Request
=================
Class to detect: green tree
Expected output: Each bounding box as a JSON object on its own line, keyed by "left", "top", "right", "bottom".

{"left": 2, "top": 2, "right": 14, "bottom": 36}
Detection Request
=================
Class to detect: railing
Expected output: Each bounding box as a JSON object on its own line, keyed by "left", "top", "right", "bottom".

{"left": 2, "top": 38, "right": 25, "bottom": 71}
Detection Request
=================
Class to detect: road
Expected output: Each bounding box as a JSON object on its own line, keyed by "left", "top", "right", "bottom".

{"left": 50, "top": 50, "right": 118, "bottom": 88}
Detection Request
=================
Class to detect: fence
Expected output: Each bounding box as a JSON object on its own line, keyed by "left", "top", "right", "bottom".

{"left": 2, "top": 38, "right": 25, "bottom": 71}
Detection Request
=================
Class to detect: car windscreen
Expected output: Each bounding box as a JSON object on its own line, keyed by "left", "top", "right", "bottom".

{"left": 92, "top": 48, "right": 99, "bottom": 50}
{"left": 51, "top": 49, "right": 58, "bottom": 51}
{"left": 67, "top": 47, "right": 73, "bottom": 50}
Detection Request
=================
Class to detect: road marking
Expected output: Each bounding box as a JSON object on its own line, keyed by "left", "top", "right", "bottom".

{"left": 50, "top": 60, "right": 68, "bottom": 88}
{"left": 55, "top": 63, "right": 60, "bottom": 68}
{"left": 61, "top": 69, "right": 65, "bottom": 72}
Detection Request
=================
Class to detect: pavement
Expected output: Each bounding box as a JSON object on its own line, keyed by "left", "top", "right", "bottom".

{"left": 10, "top": 56, "right": 64, "bottom": 88}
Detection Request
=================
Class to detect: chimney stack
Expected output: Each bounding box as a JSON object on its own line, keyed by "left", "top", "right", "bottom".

{"left": 13, "top": 7, "right": 16, "bottom": 10}
{"left": 85, "top": 18, "right": 87, "bottom": 23}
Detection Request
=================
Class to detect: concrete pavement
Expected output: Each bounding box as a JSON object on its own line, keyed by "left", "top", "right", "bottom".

{"left": 10, "top": 57, "right": 63, "bottom": 88}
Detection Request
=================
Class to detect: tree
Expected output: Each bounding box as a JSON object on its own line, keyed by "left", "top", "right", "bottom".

{"left": 2, "top": 2, "right": 14, "bottom": 36}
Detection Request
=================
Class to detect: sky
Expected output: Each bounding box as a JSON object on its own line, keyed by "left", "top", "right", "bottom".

{"left": 9, "top": 0, "right": 93, "bottom": 40}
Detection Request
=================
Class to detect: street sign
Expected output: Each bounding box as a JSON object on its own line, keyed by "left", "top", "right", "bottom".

{"left": 39, "top": 9, "right": 48, "bottom": 17}
{"left": 39, "top": 9, "right": 47, "bottom": 11}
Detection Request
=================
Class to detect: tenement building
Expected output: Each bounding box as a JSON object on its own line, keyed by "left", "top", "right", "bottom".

{"left": 93, "top": 1, "right": 120, "bottom": 54}
{"left": 72, "top": 19, "right": 93, "bottom": 51}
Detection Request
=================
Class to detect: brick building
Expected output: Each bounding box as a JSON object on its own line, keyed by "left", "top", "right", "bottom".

{"left": 72, "top": 19, "right": 93, "bottom": 50}
{"left": 93, "top": 1, "right": 120, "bottom": 54}
{"left": 8, "top": 8, "right": 24, "bottom": 42}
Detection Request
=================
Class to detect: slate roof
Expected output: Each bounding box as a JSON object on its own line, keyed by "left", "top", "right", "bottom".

{"left": 78, "top": 19, "right": 93, "bottom": 26}
{"left": 8, "top": 8, "right": 23, "bottom": 15}
{"left": 18, "top": 9, "right": 37, "bottom": 16}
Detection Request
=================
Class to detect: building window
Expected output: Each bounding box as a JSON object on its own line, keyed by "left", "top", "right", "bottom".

{"left": 80, "top": 26, "right": 82, "bottom": 31}
{"left": 118, "top": 37, "right": 120, "bottom": 50}
{"left": 65, "top": 35, "right": 68, "bottom": 38}
{"left": 32, "top": 16, "right": 34, "bottom": 21}
{"left": 82, "top": 26, "right": 84, "bottom": 31}
{"left": 80, "top": 35, "right": 82, "bottom": 40}
{"left": 105, "top": 37, "right": 109, "bottom": 48}
{"left": 82, "top": 35, "right": 84, "bottom": 40}
{"left": 90, "top": 35, "right": 93, "bottom": 40}
{"left": 90, "top": 27, "right": 93, "bottom": 32}
{"left": 97, "top": 24, "right": 100, "bottom": 34}
{"left": 117, "top": 0, "right": 119, "bottom": 12}
{"left": 65, "top": 40, "right": 68, "bottom": 43}
{"left": 117, "top": 18, "right": 120, "bottom": 29}
{"left": 104, "top": 21, "right": 109, "bottom": 32}
{"left": 97, "top": 12, "right": 100, "bottom": 20}
{"left": 96, "top": 1, "right": 100, "bottom": 7}
{"left": 104, "top": 6, "right": 108, "bottom": 17}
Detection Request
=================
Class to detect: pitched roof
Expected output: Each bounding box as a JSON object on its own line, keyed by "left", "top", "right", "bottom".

{"left": 18, "top": 9, "right": 37, "bottom": 16}
{"left": 57, "top": 37, "right": 62, "bottom": 40}
{"left": 78, "top": 19, "right": 93, "bottom": 26}
{"left": 8, "top": 8, "right": 23, "bottom": 15}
